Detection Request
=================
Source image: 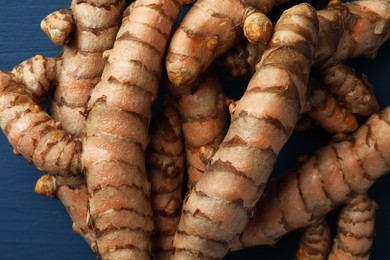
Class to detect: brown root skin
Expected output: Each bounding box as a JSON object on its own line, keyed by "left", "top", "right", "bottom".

{"left": 0, "top": 72, "right": 82, "bottom": 176}
{"left": 146, "top": 102, "right": 185, "bottom": 259}
{"left": 165, "top": 0, "right": 282, "bottom": 86}
{"left": 40, "top": 9, "right": 75, "bottom": 46}
{"left": 307, "top": 76, "right": 359, "bottom": 134}
{"left": 12, "top": 1, "right": 125, "bottom": 138}
{"left": 234, "top": 106, "right": 390, "bottom": 249}
{"left": 171, "top": 4, "right": 318, "bottom": 259}
{"left": 220, "top": 0, "right": 390, "bottom": 81}
{"left": 295, "top": 219, "right": 332, "bottom": 260}
{"left": 165, "top": 70, "right": 229, "bottom": 186}
{"left": 320, "top": 64, "right": 379, "bottom": 116}
{"left": 82, "top": 1, "right": 183, "bottom": 259}
{"left": 328, "top": 194, "right": 377, "bottom": 260}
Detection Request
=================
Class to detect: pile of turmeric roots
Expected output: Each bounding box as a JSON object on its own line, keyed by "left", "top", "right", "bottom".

{"left": 0, "top": 0, "right": 389, "bottom": 259}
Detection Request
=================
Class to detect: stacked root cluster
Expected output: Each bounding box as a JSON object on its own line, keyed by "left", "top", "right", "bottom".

{"left": 0, "top": 0, "right": 389, "bottom": 259}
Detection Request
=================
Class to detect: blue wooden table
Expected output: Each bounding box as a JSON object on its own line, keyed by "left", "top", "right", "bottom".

{"left": 0, "top": 1, "right": 389, "bottom": 259}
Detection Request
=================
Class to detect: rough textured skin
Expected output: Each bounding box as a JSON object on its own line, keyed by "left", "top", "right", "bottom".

{"left": 220, "top": 0, "right": 390, "bottom": 81}
{"left": 165, "top": 0, "right": 285, "bottom": 86}
{"left": 171, "top": 4, "right": 319, "bottom": 259}
{"left": 146, "top": 103, "right": 184, "bottom": 259}
{"left": 328, "top": 194, "right": 377, "bottom": 260}
{"left": 234, "top": 107, "right": 390, "bottom": 249}
{"left": 320, "top": 64, "right": 379, "bottom": 115}
{"left": 165, "top": 70, "right": 228, "bottom": 185}
{"left": 34, "top": 174, "right": 95, "bottom": 248}
{"left": 0, "top": 72, "right": 81, "bottom": 176}
{"left": 81, "top": 1, "right": 183, "bottom": 259}
{"left": 307, "top": 76, "right": 359, "bottom": 133}
{"left": 12, "top": 0, "right": 125, "bottom": 138}
{"left": 295, "top": 219, "right": 332, "bottom": 260}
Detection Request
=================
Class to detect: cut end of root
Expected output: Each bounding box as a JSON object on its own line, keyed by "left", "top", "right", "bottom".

{"left": 34, "top": 175, "right": 57, "bottom": 198}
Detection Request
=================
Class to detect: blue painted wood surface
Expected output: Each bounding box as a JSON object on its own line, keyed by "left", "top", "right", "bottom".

{"left": 0, "top": 1, "right": 389, "bottom": 259}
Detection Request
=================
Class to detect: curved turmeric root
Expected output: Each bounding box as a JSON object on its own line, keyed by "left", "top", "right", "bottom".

{"left": 0, "top": 72, "right": 81, "bottom": 176}
{"left": 146, "top": 102, "right": 185, "bottom": 259}
{"left": 171, "top": 4, "right": 319, "bottom": 259}
{"left": 165, "top": 70, "right": 228, "bottom": 185}
{"left": 306, "top": 76, "right": 359, "bottom": 134}
{"left": 81, "top": 1, "right": 183, "bottom": 259}
{"left": 165, "top": 0, "right": 278, "bottom": 86}
{"left": 320, "top": 63, "right": 379, "bottom": 116}
{"left": 328, "top": 194, "right": 377, "bottom": 260}
{"left": 234, "top": 106, "right": 390, "bottom": 249}
{"left": 295, "top": 219, "right": 332, "bottom": 260}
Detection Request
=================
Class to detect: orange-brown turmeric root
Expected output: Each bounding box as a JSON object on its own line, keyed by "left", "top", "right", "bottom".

{"left": 234, "top": 106, "right": 390, "bottom": 249}
{"left": 81, "top": 1, "right": 183, "bottom": 259}
{"left": 12, "top": 1, "right": 125, "bottom": 137}
{"left": 219, "top": 0, "right": 390, "bottom": 81}
{"left": 146, "top": 102, "right": 185, "bottom": 259}
{"left": 295, "top": 219, "right": 332, "bottom": 260}
{"left": 34, "top": 174, "right": 95, "bottom": 248}
{"left": 171, "top": 4, "right": 319, "bottom": 259}
{"left": 165, "top": 0, "right": 281, "bottom": 86}
{"left": 328, "top": 194, "right": 377, "bottom": 260}
{"left": 0, "top": 72, "right": 81, "bottom": 176}
{"left": 320, "top": 63, "right": 379, "bottom": 116}
{"left": 306, "top": 76, "right": 359, "bottom": 134}
{"left": 165, "top": 70, "right": 228, "bottom": 185}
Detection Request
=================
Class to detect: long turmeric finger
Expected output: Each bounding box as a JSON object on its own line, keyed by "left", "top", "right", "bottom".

{"left": 0, "top": 72, "right": 81, "bottom": 176}
{"left": 234, "top": 106, "right": 390, "bottom": 249}
{"left": 320, "top": 63, "right": 379, "bottom": 116}
{"left": 82, "top": 0, "right": 183, "bottom": 259}
{"left": 146, "top": 102, "right": 185, "bottom": 259}
{"left": 328, "top": 194, "right": 377, "bottom": 260}
{"left": 165, "top": 70, "right": 228, "bottom": 185}
{"left": 295, "top": 219, "right": 332, "bottom": 260}
{"left": 171, "top": 4, "right": 319, "bottom": 259}
{"left": 165, "top": 0, "right": 284, "bottom": 86}
{"left": 307, "top": 76, "right": 359, "bottom": 133}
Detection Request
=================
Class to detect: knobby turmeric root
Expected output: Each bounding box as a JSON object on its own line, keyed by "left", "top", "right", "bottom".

{"left": 81, "top": 0, "right": 184, "bottom": 259}
{"left": 171, "top": 4, "right": 319, "bottom": 259}
{"left": 234, "top": 106, "right": 390, "bottom": 249}
{"left": 165, "top": 70, "right": 228, "bottom": 185}
{"left": 328, "top": 194, "right": 377, "bottom": 260}
{"left": 295, "top": 219, "right": 332, "bottom": 260}
{"left": 320, "top": 63, "right": 379, "bottom": 116}
{"left": 12, "top": 0, "right": 125, "bottom": 137}
{"left": 165, "top": 0, "right": 280, "bottom": 86}
{"left": 0, "top": 72, "right": 81, "bottom": 176}
{"left": 146, "top": 102, "right": 185, "bottom": 259}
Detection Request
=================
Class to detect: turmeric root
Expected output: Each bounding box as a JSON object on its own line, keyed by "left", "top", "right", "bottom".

{"left": 234, "top": 106, "right": 390, "bottom": 249}
{"left": 34, "top": 174, "right": 95, "bottom": 248}
{"left": 165, "top": 70, "right": 228, "bottom": 185}
{"left": 328, "top": 194, "right": 377, "bottom": 260}
{"left": 219, "top": 0, "right": 390, "bottom": 81}
{"left": 295, "top": 219, "right": 332, "bottom": 260}
{"left": 81, "top": 1, "right": 183, "bottom": 258}
{"left": 171, "top": 4, "right": 319, "bottom": 259}
{"left": 146, "top": 102, "right": 185, "bottom": 259}
{"left": 306, "top": 75, "right": 359, "bottom": 134}
{"left": 12, "top": 1, "right": 125, "bottom": 137}
{"left": 0, "top": 72, "right": 81, "bottom": 176}
{"left": 165, "top": 0, "right": 278, "bottom": 86}
{"left": 320, "top": 63, "right": 379, "bottom": 116}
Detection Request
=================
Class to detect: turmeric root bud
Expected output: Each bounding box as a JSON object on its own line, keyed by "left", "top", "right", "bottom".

{"left": 243, "top": 12, "right": 273, "bottom": 45}
{"left": 40, "top": 9, "right": 75, "bottom": 46}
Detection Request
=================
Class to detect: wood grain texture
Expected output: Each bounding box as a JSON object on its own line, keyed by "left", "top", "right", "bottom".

{"left": 0, "top": 0, "right": 389, "bottom": 259}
